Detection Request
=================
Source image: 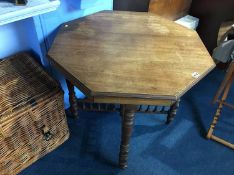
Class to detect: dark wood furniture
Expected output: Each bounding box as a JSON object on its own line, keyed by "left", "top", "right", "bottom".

{"left": 47, "top": 11, "right": 215, "bottom": 168}
{"left": 149, "top": 0, "right": 192, "bottom": 20}
{"left": 113, "top": 0, "right": 150, "bottom": 12}
{"left": 114, "top": 0, "right": 192, "bottom": 20}
{"left": 190, "top": 0, "right": 234, "bottom": 54}
{"left": 15, "top": 0, "right": 28, "bottom": 5}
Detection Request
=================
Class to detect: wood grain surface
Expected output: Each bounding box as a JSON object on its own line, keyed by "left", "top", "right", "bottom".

{"left": 48, "top": 11, "right": 215, "bottom": 101}
{"left": 149, "top": 0, "right": 192, "bottom": 20}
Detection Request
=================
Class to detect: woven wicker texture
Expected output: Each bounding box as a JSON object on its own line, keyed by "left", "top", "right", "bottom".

{"left": 0, "top": 53, "right": 69, "bottom": 175}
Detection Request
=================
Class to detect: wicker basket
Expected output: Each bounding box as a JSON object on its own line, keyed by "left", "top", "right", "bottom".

{"left": 0, "top": 53, "right": 69, "bottom": 175}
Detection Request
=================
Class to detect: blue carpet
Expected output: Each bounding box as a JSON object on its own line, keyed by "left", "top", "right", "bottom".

{"left": 20, "top": 68, "right": 234, "bottom": 175}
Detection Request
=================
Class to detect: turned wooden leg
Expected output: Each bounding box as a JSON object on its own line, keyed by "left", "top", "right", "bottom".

{"left": 166, "top": 100, "right": 180, "bottom": 124}
{"left": 120, "top": 105, "right": 125, "bottom": 120}
{"left": 207, "top": 72, "right": 234, "bottom": 139}
{"left": 119, "top": 104, "right": 137, "bottom": 169}
{"left": 66, "top": 80, "right": 79, "bottom": 119}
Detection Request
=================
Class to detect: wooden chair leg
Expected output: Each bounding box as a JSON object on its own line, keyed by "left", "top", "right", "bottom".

{"left": 213, "top": 61, "right": 234, "bottom": 103}
{"left": 207, "top": 72, "right": 234, "bottom": 149}
{"left": 207, "top": 100, "right": 225, "bottom": 139}
{"left": 66, "top": 80, "right": 79, "bottom": 119}
{"left": 209, "top": 135, "right": 234, "bottom": 149}
{"left": 166, "top": 100, "right": 180, "bottom": 124}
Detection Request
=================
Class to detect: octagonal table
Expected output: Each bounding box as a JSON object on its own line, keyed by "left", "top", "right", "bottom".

{"left": 47, "top": 11, "right": 215, "bottom": 168}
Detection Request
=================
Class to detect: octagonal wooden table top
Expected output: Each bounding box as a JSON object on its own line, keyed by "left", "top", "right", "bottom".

{"left": 48, "top": 11, "right": 215, "bottom": 101}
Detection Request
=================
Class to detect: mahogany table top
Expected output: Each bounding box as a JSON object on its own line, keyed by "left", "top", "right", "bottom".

{"left": 48, "top": 11, "right": 215, "bottom": 101}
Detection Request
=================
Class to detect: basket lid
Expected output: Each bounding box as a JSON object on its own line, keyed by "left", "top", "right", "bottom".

{"left": 0, "top": 53, "right": 61, "bottom": 120}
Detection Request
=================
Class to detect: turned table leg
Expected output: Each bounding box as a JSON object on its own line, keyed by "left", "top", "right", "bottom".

{"left": 66, "top": 80, "right": 79, "bottom": 119}
{"left": 120, "top": 105, "right": 125, "bottom": 120}
{"left": 166, "top": 100, "right": 180, "bottom": 124}
{"left": 119, "top": 104, "right": 137, "bottom": 169}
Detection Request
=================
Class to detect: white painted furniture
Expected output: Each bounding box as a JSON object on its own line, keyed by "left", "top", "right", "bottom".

{"left": 0, "top": 0, "right": 60, "bottom": 26}
{"left": 175, "top": 15, "right": 199, "bottom": 30}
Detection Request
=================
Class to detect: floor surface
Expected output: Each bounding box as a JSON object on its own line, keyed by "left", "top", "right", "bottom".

{"left": 20, "top": 68, "right": 234, "bottom": 175}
